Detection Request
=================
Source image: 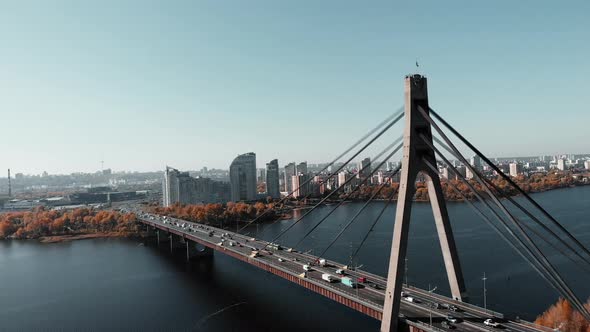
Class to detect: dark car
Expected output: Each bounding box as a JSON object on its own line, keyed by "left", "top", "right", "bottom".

{"left": 441, "top": 321, "right": 456, "bottom": 329}
{"left": 370, "top": 283, "right": 382, "bottom": 290}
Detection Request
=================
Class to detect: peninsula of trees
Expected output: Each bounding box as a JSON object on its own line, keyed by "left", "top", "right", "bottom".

{"left": 0, "top": 207, "right": 139, "bottom": 241}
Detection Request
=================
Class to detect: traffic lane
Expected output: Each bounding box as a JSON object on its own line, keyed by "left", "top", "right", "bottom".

{"left": 139, "top": 216, "right": 536, "bottom": 332}
{"left": 260, "top": 256, "right": 469, "bottom": 330}
{"left": 402, "top": 299, "right": 487, "bottom": 332}
{"left": 255, "top": 252, "right": 386, "bottom": 308}
{"left": 264, "top": 250, "right": 504, "bottom": 331}
{"left": 140, "top": 219, "right": 484, "bottom": 332}
{"left": 260, "top": 250, "right": 481, "bottom": 330}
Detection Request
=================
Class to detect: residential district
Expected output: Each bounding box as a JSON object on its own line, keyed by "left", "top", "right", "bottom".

{"left": 1, "top": 153, "right": 590, "bottom": 211}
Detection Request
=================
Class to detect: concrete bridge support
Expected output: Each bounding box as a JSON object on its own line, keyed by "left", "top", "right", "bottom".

{"left": 155, "top": 229, "right": 171, "bottom": 247}
{"left": 381, "top": 74, "right": 467, "bottom": 332}
{"left": 169, "top": 233, "right": 185, "bottom": 253}
{"left": 185, "top": 240, "right": 214, "bottom": 261}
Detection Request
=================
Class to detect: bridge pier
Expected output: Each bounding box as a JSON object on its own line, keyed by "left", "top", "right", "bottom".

{"left": 156, "top": 229, "right": 171, "bottom": 247}
{"left": 170, "top": 233, "right": 185, "bottom": 253}
{"left": 141, "top": 226, "right": 159, "bottom": 246}
{"left": 142, "top": 227, "right": 213, "bottom": 261}
{"left": 185, "top": 240, "right": 213, "bottom": 261}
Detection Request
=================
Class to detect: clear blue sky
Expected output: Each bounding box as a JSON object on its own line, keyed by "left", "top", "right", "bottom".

{"left": 1, "top": 1, "right": 588, "bottom": 175}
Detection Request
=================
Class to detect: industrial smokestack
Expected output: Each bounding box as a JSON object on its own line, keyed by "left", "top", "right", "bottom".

{"left": 7, "top": 169, "right": 11, "bottom": 198}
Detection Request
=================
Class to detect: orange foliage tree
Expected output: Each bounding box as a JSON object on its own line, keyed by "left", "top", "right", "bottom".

{"left": 150, "top": 202, "right": 277, "bottom": 226}
{"left": 535, "top": 298, "right": 590, "bottom": 332}
{"left": 0, "top": 207, "right": 138, "bottom": 240}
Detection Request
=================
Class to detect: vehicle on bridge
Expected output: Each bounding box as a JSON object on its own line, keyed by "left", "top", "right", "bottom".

{"left": 341, "top": 277, "right": 357, "bottom": 288}
{"left": 441, "top": 321, "right": 456, "bottom": 329}
{"left": 403, "top": 296, "right": 417, "bottom": 303}
{"left": 484, "top": 319, "right": 501, "bottom": 328}
{"left": 268, "top": 243, "right": 282, "bottom": 250}
{"left": 321, "top": 273, "right": 337, "bottom": 283}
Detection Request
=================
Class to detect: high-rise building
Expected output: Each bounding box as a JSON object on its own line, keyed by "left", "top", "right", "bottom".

{"left": 465, "top": 167, "right": 474, "bottom": 180}
{"left": 230, "top": 152, "right": 257, "bottom": 202}
{"left": 163, "top": 167, "right": 180, "bottom": 206}
{"left": 376, "top": 171, "right": 386, "bottom": 185}
{"left": 296, "top": 162, "right": 308, "bottom": 175}
{"left": 266, "top": 159, "right": 280, "bottom": 199}
{"left": 163, "top": 166, "right": 230, "bottom": 207}
{"left": 257, "top": 168, "right": 266, "bottom": 183}
{"left": 441, "top": 167, "right": 457, "bottom": 181}
{"left": 337, "top": 171, "right": 349, "bottom": 188}
{"left": 284, "top": 162, "right": 296, "bottom": 192}
{"left": 441, "top": 167, "right": 465, "bottom": 181}
{"left": 455, "top": 165, "right": 467, "bottom": 179}
{"left": 358, "top": 157, "right": 372, "bottom": 179}
{"left": 292, "top": 173, "right": 310, "bottom": 199}
{"left": 470, "top": 155, "right": 482, "bottom": 170}
{"left": 509, "top": 163, "right": 522, "bottom": 177}
{"left": 313, "top": 175, "right": 328, "bottom": 195}
{"left": 557, "top": 158, "right": 567, "bottom": 171}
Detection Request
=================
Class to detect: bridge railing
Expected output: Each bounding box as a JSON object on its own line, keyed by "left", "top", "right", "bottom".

{"left": 406, "top": 320, "right": 446, "bottom": 332}
{"left": 405, "top": 285, "right": 504, "bottom": 319}
{"left": 513, "top": 318, "right": 556, "bottom": 332}
{"left": 140, "top": 217, "right": 386, "bottom": 311}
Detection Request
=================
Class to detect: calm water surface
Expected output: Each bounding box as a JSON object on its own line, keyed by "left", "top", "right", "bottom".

{"left": 1, "top": 186, "right": 589, "bottom": 331}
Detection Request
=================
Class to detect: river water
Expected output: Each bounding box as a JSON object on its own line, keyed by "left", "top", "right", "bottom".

{"left": 1, "top": 186, "right": 589, "bottom": 331}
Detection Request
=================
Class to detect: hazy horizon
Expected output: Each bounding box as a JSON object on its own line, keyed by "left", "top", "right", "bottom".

{"left": 2, "top": 1, "right": 589, "bottom": 175}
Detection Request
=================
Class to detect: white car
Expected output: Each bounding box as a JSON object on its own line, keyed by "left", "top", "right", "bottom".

{"left": 483, "top": 319, "right": 500, "bottom": 328}
{"left": 403, "top": 296, "right": 415, "bottom": 303}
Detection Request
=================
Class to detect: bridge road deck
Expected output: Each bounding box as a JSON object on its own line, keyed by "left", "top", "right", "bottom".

{"left": 132, "top": 210, "right": 549, "bottom": 332}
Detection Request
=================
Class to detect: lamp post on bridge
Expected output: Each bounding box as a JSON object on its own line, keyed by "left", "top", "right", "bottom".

{"left": 428, "top": 284, "right": 437, "bottom": 326}
{"left": 482, "top": 272, "right": 488, "bottom": 315}
{"left": 404, "top": 257, "right": 408, "bottom": 286}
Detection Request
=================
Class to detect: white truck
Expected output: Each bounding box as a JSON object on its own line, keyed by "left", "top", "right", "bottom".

{"left": 318, "top": 259, "right": 327, "bottom": 266}
{"left": 321, "top": 273, "right": 337, "bottom": 283}
{"left": 303, "top": 264, "right": 312, "bottom": 271}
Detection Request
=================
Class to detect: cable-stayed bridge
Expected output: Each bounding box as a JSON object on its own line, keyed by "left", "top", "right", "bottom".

{"left": 130, "top": 74, "right": 589, "bottom": 332}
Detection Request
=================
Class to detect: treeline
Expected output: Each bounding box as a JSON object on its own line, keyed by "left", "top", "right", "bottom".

{"left": 346, "top": 172, "right": 585, "bottom": 202}
{"left": 0, "top": 207, "right": 139, "bottom": 239}
{"left": 149, "top": 201, "right": 278, "bottom": 225}
{"left": 535, "top": 298, "right": 590, "bottom": 331}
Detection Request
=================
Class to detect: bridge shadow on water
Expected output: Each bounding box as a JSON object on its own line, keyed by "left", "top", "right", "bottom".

{"left": 142, "top": 240, "right": 381, "bottom": 332}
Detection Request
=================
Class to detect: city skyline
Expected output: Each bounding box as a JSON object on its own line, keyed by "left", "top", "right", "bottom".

{"left": 2, "top": 1, "right": 590, "bottom": 175}
{"left": 2, "top": 151, "right": 590, "bottom": 178}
